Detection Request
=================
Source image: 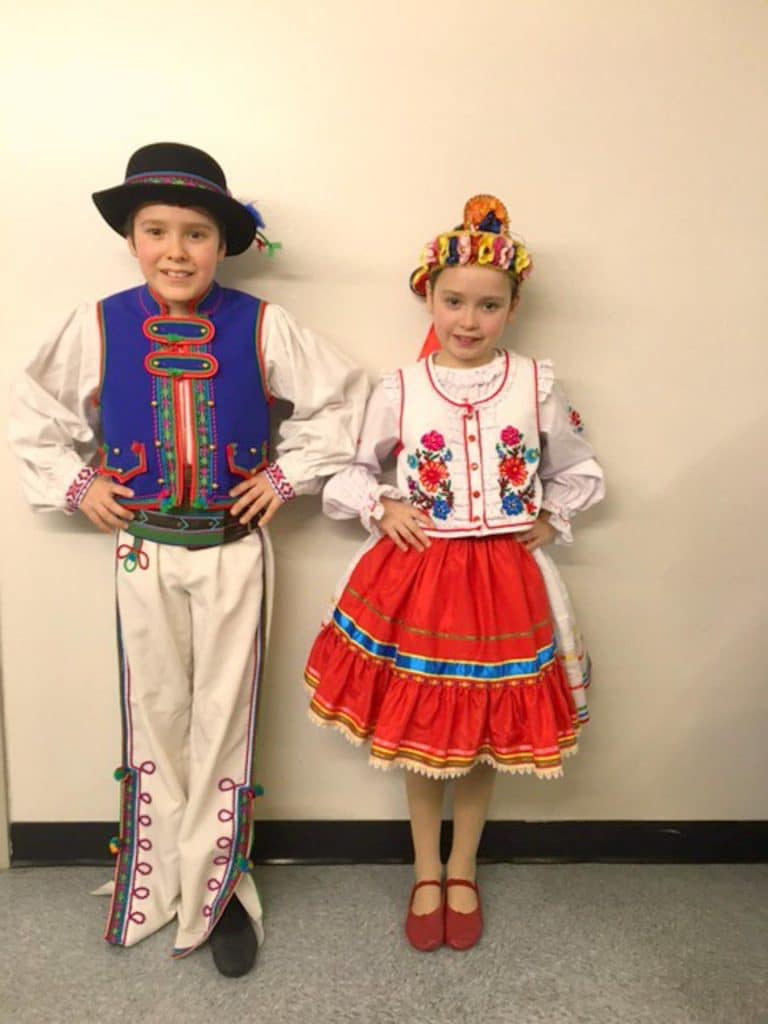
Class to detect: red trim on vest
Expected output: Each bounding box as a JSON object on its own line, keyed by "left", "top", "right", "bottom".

{"left": 225, "top": 443, "right": 269, "bottom": 480}
{"left": 98, "top": 441, "right": 148, "bottom": 484}
{"left": 171, "top": 379, "right": 186, "bottom": 506}
{"left": 147, "top": 287, "right": 170, "bottom": 315}
{"left": 141, "top": 315, "right": 216, "bottom": 347}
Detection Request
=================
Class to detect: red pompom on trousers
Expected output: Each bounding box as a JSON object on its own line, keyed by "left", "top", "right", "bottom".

{"left": 305, "top": 535, "right": 583, "bottom": 780}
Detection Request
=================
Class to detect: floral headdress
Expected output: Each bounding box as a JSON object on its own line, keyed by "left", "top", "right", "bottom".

{"left": 409, "top": 194, "right": 533, "bottom": 298}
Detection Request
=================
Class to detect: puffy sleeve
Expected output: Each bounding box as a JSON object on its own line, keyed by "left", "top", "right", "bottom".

{"left": 8, "top": 303, "right": 103, "bottom": 514}
{"left": 536, "top": 359, "right": 605, "bottom": 544}
{"left": 322, "top": 372, "right": 405, "bottom": 530}
{"left": 259, "top": 304, "right": 370, "bottom": 498}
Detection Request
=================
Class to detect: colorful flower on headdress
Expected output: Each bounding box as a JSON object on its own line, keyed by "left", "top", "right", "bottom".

{"left": 409, "top": 194, "right": 533, "bottom": 297}
{"left": 514, "top": 244, "right": 532, "bottom": 277}
{"left": 478, "top": 238, "right": 494, "bottom": 265}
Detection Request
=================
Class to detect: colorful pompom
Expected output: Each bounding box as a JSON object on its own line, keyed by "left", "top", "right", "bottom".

{"left": 463, "top": 194, "right": 509, "bottom": 233}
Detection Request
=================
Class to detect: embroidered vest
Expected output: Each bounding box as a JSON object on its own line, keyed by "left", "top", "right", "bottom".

{"left": 97, "top": 284, "right": 270, "bottom": 511}
{"left": 396, "top": 352, "right": 542, "bottom": 536}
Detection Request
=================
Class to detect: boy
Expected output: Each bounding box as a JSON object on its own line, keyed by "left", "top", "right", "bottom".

{"left": 9, "top": 142, "right": 368, "bottom": 976}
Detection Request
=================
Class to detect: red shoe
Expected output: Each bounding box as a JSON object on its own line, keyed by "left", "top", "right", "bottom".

{"left": 444, "top": 878, "right": 483, "bottom": 950}
{"left": 404, "top": 879, "right": 444, "bottom": 952}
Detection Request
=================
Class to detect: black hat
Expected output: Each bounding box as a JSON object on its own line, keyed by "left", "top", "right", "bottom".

{"left": 92, "top": 142, "right": 257, "bottom": 255}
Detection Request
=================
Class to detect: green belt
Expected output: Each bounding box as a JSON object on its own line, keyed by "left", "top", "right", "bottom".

{"left": 125, "top": 507, "right": 256, "bottom": 548}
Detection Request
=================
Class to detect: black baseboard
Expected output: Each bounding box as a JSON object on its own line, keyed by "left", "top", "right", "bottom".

{"left": 9, "top": 820, "right": 768, "bottom": 866}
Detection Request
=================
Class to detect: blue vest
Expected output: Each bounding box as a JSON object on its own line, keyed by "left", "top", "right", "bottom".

{"left": 97, "top": 283, "right": 270, "bottom": 511}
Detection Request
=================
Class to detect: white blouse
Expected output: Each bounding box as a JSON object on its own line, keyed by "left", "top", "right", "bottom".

{"left": 9, "top": 300, "right": 370, "bottom": 513}
{"left": 323, "top": 351, "right": 604, "bottom": 543}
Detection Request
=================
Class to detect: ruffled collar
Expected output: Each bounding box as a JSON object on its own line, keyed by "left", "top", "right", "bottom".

{"left": 430, "top": 350, "right": 509, "bottom": 401}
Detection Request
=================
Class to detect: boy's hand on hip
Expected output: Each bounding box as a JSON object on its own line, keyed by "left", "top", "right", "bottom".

{"left": 517, "top": 513, "right": 556, "bottom": 553}
{"left": 229, "top": 473, "right": 283, "bottom": 527}
{"left": 79, "top": 476, "right": 135, "bottom": 533}
{"left": 379, "top": 497, "right": 432, "bottom": 553}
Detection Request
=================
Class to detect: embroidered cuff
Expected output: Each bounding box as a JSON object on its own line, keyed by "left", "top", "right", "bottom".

{"left": 65, "top": 467, "right": 98, "bottom": 514}
{"left": 360, "top": 484, "right": 405, "bottom": 533}
{"left": 541, "top": 503, "right": 573, "bottom": 545}
{"left": 264, "top": 462, "right": 296, "bottom": 503}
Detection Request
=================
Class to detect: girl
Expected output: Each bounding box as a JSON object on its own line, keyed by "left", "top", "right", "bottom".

{"left": 304, "top": 196, "right": 604, "bottom": 952}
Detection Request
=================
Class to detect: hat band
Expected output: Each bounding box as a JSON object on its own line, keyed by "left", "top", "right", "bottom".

{"left": 124, "top": 170, "right": 230, "bottom": 196}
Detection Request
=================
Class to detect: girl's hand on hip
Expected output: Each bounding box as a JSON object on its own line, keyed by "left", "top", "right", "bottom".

{"left": 79, "top": 476, "right": 135, "bottom": 533}
{"left": 379, "top": 497, "right": 432, "bottom": 552}
{"left": 230, "top": 472, "right": 283, "bottom": 527}
{"left": 517, "top": 513, "right": 557, "bottom": 553}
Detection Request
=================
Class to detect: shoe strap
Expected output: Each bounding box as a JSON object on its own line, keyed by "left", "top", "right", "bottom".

{"left": 411, "top": 879, "right": 442, "bottom": 894}
{"left": 445, "top": 878, "right": 478, "bottom": 892}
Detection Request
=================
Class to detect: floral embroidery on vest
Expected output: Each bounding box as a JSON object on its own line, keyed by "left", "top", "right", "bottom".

{"left": 406, "top": 430, "right": 454, "bottom": 520}
{"left": 568, "top": 405, "right": 584, "bottom": 433}
{"left": 496, "top": 425, "right": 539, "bottom": 517}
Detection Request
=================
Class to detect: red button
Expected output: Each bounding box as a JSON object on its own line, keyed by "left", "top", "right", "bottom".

{"left": 467, "top": 434, "right": 477, "bottom": 442}
{"left": 472, "top": 490, "right": 480, "bottom": 498}
{"left": 471, "top": 515, "right": 480, "bottom": 522}
{"left": 471, "top": 462, "right": 479, "bottom": 470}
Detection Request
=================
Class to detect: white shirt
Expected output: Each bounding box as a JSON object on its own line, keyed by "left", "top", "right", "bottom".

{"left": 323, "top": 351, "right": 605, "bottom": 543}
{"left": 9, "top": 300, "right": 370, "bottom": 512}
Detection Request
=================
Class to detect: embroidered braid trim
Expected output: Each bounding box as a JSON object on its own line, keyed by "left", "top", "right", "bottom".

{"left": 65, "top": 467, "right": 98, "bottom": 513}
{"left": 207, "top": 785, "right": 257, "bottom": 922}
{"left": 264, "top": 462, "right": 296, "bottom": 503}
{"left": 124, "top": 171, "right": 229, "bottom": 195}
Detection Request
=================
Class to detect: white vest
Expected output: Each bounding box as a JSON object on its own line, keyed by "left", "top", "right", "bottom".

{"left": 396, "top": 352, "right": 542, "bottom": 537}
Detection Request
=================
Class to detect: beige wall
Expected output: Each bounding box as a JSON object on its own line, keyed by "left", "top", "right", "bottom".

{"left": 1, "top": 1, "right": 766, "bottom": 825}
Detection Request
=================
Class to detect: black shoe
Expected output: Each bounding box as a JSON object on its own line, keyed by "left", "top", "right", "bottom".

{"left": 208, "top": 898, "right": 258, "bottom": 977}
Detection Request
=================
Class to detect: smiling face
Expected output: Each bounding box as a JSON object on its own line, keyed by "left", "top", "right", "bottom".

{"left": 127, "top": 204, "right": 225, "bottom": 314}
{"left": 426, "top": 265, "right": 518, "bottom": 369}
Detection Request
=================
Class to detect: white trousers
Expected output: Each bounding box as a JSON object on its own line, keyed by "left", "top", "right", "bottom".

{"left": 104, "top": 530, "right": 269, "bottom": 955}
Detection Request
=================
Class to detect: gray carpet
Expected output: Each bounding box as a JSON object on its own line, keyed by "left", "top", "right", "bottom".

{"left": 0, "top": 864, "right": 766, "bottom": 1024}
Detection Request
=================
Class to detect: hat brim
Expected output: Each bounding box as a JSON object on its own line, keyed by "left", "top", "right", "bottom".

{"left": 92, "top": 183, "right": 256, "bottom": 256}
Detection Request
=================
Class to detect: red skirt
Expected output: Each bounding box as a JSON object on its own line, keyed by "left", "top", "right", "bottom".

{"left": 305, "top": 535, "right": 582, "bottom": 779}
